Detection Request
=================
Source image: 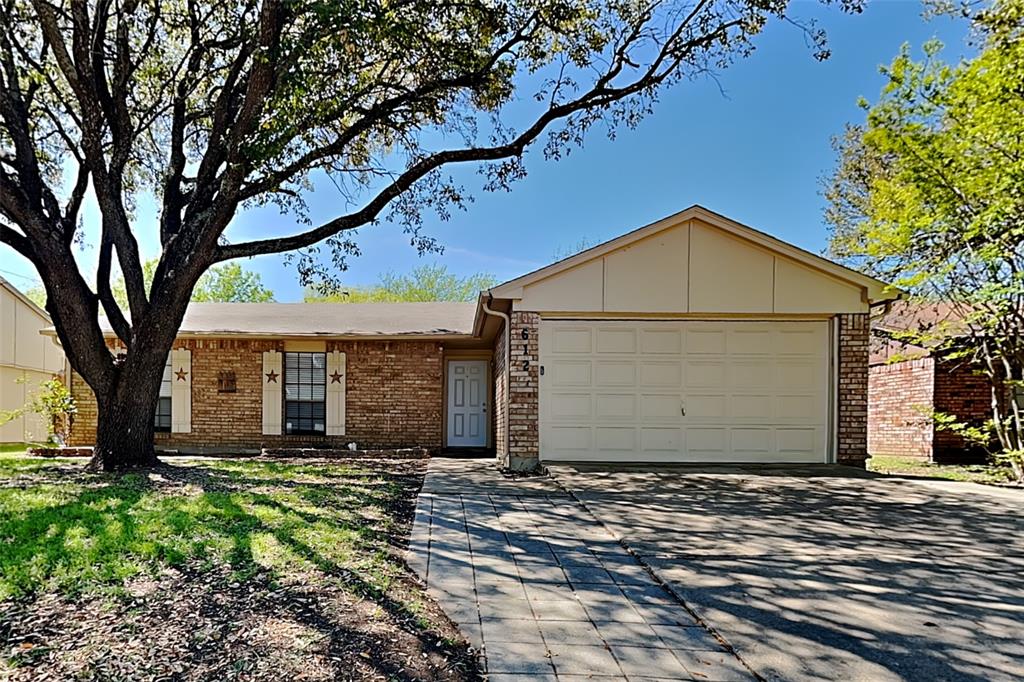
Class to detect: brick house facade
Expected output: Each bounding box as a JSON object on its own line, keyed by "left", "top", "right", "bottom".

{"left": 69, "top": 337, "right": 445, "bottom": 452}
{"left": 868, "top": 355, "right": 993, "bottom": 462}
{"left": 63, "top": 207, "right": 892, "bottom": 469}
{"left": 869, "top": 302, "right": 996, "bottom": 463}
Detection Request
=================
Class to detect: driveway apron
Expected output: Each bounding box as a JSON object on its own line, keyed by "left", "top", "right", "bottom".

{"left": 407, "top": 458, "right": 753, "bottom": 681}
{"left": 549, "top": 464, "right": 1024, "bottom": 682}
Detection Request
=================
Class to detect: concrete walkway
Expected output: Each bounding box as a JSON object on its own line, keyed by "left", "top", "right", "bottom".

{"left": 408, "top": 458, "right": 753, "bottom": 681}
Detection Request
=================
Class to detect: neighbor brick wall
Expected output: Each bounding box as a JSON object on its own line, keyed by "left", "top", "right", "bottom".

{"left": 933, "top": 359, "right": 993, "bottom": 460}
{"left": 868, "top": 358, "right": 935, "bottom": 458}
{"left": 68, "top": 338, "right": 443, "bottom": 451}
{"left": 502, "top": 311, "right": 539, "bottom": 469}
{"left": 837, "top": 313, "right": 870, "bottom": 466}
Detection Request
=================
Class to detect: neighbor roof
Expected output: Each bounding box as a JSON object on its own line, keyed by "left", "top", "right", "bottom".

{"left": 0, "top": 275, "right": 50, "bottom": 322}
{"left": 90, "top": 302, "right": 478, "bottom": 338}
{"left": 870, "top": 301, "right": 968, "bottom": 365}
{"left": 488, "top": 204, "right": 898, "bottom": 303}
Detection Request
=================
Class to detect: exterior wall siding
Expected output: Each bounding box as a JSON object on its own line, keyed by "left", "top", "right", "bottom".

{"left": 837, "top": 313, "right": 870, "bottom": 466}
{"left": 69, "top": 338, "right": 444, "bottom": 451}
{"left": 868, "top": 358, "right": 935, "bottom": 459}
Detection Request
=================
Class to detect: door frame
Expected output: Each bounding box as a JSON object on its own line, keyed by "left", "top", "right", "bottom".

{"left": 442, "top": 350, "right": 493, "bottom": 449}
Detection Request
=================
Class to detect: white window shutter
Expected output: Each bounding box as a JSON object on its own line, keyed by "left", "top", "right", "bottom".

{"left": 262, "top": 350, "right": 282, "bottom": 435}
{"left": 326, "top": 351, "right": 346, "bottom": 436}
{"left": 170, "top": 348, "right": 191, "bottom": 433}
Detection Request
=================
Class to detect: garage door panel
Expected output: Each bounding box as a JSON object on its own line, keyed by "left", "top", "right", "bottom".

{"left": 640, "top": 394, "right": 683, "bottom": 420}
{"left": 549, "top": 393, "right": 592, "bottom": 420}
{"left": 595, "top": 426, "right": 636, "bottom": 452}
{"left": 728, "top": 329, "right": 773, "bottom": 355}
{"left": 730, "top": 361, "right": 774, "bottom": 388}
{"left": 552, "top": 361, "right": 592, "bottom": 387}
{"left": 596, "top": 328, "right": 637, "bottom": 354}
{"left": 686, "top": 329, "right": 727, "bottom": 354}
{"left": 732, "top": 428, "right": 774, "bottom": 453}
{"left": 776, "top": 394, "right": 821, "bottom": 420}
{"left": 594, "top": 361, "right": 636, "bottom": 386}
{"left": 685, "top": 394, "right": 727, "bottom": 418}
{"left": 731, "top": 394, "right": 773, "bottom": 419}
{"left": 687, "top": 427, "right": 728, "bottom": 455}
{"left": 777, "top": 360, "right": 821, "bottom": 389}
{"left": 595, "top": 393, "right": 637, "bottom": 420}
{"left": 777, "top": 427, "right": 818, "bottom": 455}
{"left": 640, "top": 427, "right": 682, "bottom": 453}
{"left": 552, "top": 327, "right": 593, "bottom": 353}
{"left": 641, "top": 328, "right": 683, "bottom": 354}
{"left": 686, "top": 361, "right": 726, "bottom": 387}
{"left": 548, "top": 425, "right": 592, "bottom": 451}
{"left": 541, "top": 320, "right": 829, "bottom": 463}
{"left": 639, "top": 361, "right": 682, "bottom": 387}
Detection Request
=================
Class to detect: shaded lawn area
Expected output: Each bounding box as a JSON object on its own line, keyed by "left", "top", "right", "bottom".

{"left": 0, "top": 455, "right": 480, "bottom": 681}
{"left": 868, "top": 454, "right": 1018, "bottom": 486}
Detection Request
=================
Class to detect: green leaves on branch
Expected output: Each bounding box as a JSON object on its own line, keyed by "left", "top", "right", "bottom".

{"left": 825, "top": 0, "right": 1024, "bottom": 478}
{"left": 304, "top": 263, "right": 496, "bottom": 302}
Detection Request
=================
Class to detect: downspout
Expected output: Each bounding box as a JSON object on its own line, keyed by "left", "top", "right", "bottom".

{"left": 480, "top": 294, "right": 511, "bottom": 461}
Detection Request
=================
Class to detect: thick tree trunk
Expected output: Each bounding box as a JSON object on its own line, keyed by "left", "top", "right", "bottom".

{"left": 90, "top": 362, "right": 164, "bottom": 472}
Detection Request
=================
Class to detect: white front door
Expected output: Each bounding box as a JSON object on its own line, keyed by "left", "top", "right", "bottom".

{"left": 447, "top": 360, "right": 488, "bottom": 447}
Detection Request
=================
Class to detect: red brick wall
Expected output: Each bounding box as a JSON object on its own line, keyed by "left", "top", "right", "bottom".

{"left": 493, "top": 319, "right": 508, "bottom": 459}
{"left": 69, "top": 338, "right": 443, "bottom": 451}
{"left": 502, "top": 311, "right": 539, "bottom": 469}
{"left": 933, "top": 359, "right": 993, "bottom": 460}
{"left": 838, "top": 313, "right": 870, "bottom": 466}
{"left": 868, "top": 358, "right": 935, "bottom": 458}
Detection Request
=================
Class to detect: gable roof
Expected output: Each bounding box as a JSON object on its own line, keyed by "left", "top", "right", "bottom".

{"left": 83, "top": 302, "right": 477, "bottom": 338}
{"left": 0, "top": 275, "right": 50, "bottom": 323}
{"left": 488, "top": 205, "right": 896, "bottom": 303}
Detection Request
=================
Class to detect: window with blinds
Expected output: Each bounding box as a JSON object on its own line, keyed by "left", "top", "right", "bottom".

{"left": 155, "top": 356, "right": 172, "bottom": 432}
{"left": 284, "top": 352, "right": 326, "bottom": 435}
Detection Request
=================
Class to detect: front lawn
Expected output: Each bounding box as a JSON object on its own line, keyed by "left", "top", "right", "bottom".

{"left": 0, "top": 455, "right": 480, "bottom": 681}
{"left": 868, "top": 454, "right": 1017, "bottom": 486}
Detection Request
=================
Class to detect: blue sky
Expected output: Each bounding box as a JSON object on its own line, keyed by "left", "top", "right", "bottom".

{"left": 0, "top": 1, "right": 970, "bottom": 302}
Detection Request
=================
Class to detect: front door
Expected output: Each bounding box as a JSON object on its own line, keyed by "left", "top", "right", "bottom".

{"left": 447, "top": 360, "right": 488, "bottom": 447}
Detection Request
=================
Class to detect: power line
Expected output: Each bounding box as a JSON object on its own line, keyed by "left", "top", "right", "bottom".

{"left": 0, "top": 267, "right": 41, "bottom": 285}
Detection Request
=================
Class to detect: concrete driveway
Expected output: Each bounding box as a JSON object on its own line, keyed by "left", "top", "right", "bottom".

{"left": 550, "top": 464, "right": 1024, "bottom": 682}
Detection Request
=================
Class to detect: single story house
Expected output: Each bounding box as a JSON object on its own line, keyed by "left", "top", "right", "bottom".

{"left": 65, "top": 206, "right": 893, "bottom": 469}
{"left": 869, "top": 302, "right": 994, "bottom": 462}
{"left": 1, "top": 276, "right": 66, "bottom": 444}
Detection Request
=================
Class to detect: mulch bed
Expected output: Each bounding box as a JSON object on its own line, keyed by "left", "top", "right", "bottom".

{"left": 0, "top": 458, "right": 482, "bottom": 682}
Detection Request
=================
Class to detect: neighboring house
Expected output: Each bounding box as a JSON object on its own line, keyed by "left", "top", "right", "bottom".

{"left": 869, "top": 302, "right": 994, "bottom": 462}
{"left": 63, "top": 206, "right": 892, "bottom": 468}
{"left": 0, "top": 276, "right": 66, "bottom": 444}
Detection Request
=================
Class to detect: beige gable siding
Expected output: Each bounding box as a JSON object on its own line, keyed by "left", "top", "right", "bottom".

{"left": 512, "top": 218, "right": 868, "bottom": 315}
{"left": 1, "top": 282, "right": 66, "bottom": 443}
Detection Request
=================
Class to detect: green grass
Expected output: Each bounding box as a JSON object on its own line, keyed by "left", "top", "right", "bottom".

{"left": 0, "top": 443, "right": 35, "bottom": 455}
{"left": 868, "top": 454, "right": 1016, "bottom": 485}
{"left": 0, "top": 455, "right": 411, "bottom": 601}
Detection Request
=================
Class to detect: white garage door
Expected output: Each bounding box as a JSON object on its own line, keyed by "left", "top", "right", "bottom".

{"left": 539, "top": 320, "right": 831, "bottom": 463}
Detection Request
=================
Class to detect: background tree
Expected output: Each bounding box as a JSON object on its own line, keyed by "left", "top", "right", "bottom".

{"left": 825, "top": 0, "right": 1024, "bottom": 479}
{"left": 112, "top": 261, "right": 274, "bottom": 309}
{"left": 0, "top": 0, "right": 862, "bottom": 470}
{"left": 306, "top": 263, "right": 495, "bottom": 302}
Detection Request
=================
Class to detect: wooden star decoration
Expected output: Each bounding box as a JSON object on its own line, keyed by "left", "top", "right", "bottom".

{"left": 265, "top": 369, "right": 279, "bottom": 383}
{"left": 330, "top": 371, "right": 343, "bottom": 384}
{"left": 174, "top": 367, "right": 188, "bottom": 382}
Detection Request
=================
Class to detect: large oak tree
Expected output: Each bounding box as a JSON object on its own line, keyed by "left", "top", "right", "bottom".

{"left": 1, "top": 0, "right": 861, "bottom": 470}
